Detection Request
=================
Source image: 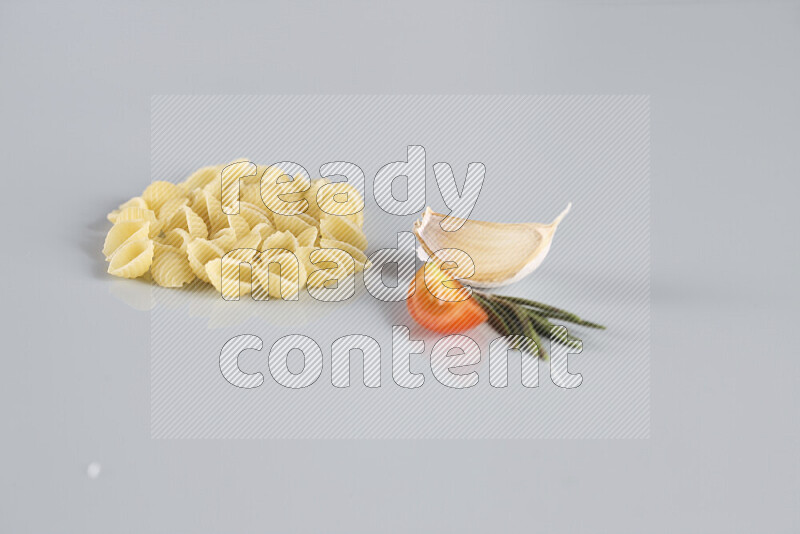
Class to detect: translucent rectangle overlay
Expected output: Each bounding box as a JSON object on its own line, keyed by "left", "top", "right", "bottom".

{"left": 150, "top": 95, "right": 650, "bottom": 439}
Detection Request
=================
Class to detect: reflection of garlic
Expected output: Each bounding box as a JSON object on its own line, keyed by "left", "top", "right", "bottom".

{"left": 413, "top": 203, "right": 571, "bottom": 288}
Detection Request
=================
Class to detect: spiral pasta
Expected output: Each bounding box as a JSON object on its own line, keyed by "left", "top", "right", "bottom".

{"left": 102, "top": 165, "right": 369, "bottom": 299}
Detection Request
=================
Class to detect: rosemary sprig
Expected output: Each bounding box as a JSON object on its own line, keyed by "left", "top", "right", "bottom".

{"left": 491, "top": 294, "right": 606, "bottom": 330}
{"left": 472, "top": 290, "right": 604, "bottom": 357}
{"left": 483, "top": 294, "right": 548, "bottom": 359}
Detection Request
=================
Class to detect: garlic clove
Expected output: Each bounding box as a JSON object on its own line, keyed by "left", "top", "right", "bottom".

{"left": 413, "top": 203, "right": 571, "bottom": 288}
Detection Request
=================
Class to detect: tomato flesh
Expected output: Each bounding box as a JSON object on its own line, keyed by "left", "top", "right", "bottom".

{"left": 406, "top": 266, "right": 488, "bottom": 334}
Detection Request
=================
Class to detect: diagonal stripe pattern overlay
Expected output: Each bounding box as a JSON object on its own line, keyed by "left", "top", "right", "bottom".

{"left": 150, "top": 95, "right": 650, "bottom": 439}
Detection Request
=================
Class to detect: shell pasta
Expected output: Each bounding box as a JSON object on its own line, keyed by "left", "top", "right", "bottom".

{"left": 103, "top": 161, "right": 368, "bottom": 297}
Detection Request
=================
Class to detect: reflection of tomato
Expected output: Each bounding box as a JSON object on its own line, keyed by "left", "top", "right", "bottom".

{"left": 407, "top": 265, "right": 488, "bottom": 334}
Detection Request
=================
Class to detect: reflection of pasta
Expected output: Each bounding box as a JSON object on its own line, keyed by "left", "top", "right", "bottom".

{"left": 103, "top": 162, "right": 368, "bottom": 297}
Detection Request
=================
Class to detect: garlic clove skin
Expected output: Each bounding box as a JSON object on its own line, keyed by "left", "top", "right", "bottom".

{"left": 413, "top": 203, "right": 571, "bottom": 288}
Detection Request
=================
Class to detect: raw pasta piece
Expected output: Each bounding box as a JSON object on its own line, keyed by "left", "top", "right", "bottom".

{"left": 110, "top": 207, "right": 162, "bottom": 237}
{"left": 223, "top": 214, "right": 251, "bottom": 239}
{"left": 297, "top": 212, "right": 320, "bottom": 228}
{"left": 151, "top": 242, "right": 195, "bottom": 288}
{"left": 113, "top": 207, "right": 156, "bottom": 223}
{"left": 209, "top": 227, "right": 238, "bottom": 252}
{"left": 205, "top": 247, "right": 258, "bottom": 299}
{"left": 142, "top": 181, "right": 186, "bottom": 214}
{"left": 239, "top": 170, "right": 260, "bottom": 188}
{"left": 186, "top": 238, "right": 226, "bottom": 283}
{"left": 317, "top": 181, "right": 365, "bottom": 228}
{"left": 294, "top": 245, "right": 315, "bottom": 274}
{"left": 155, "top": 196, "right": 189, "bottom": 220}
{"left": 240, "top": 183, "right": 265, "bottom": 208}
{"left": 181, "top": 164, "right": 224, "bottom": 191}
{"left": 203, "top": 160, "right": 254, "bottom": 205}
{"left": 250, "top": 222, "right": 276, "bottom": 242}
{"left": 191, "top": 189, "right": 227, "bottom": 234}
{"left": 201, "top": 179, "right": 222, "bottom": 201}
{"left": 260, "top": 166, "right": 310, "bottom": 216}
{"left": 220, "top": 160, "right": 258, "bottom": 213}
{"left": 159, "top": 228, "right": 192, "bottom": 250}
{"left": 296, "top": 227, "right": 318, "bottom": 248}
{"left": 103, "top": 220, "right": 151, "bottom": 259}
{"left": 332, "top": 212, "right": 363, "bottom": 229}
{"left": 238, "top": 201, "right": 273, "bottom": 227}
{"left": 303, "top": 178, "right": 330, "bottom": 220}
{"left": 261, "top": 230, "right": 299, "bottom": 253}
{"left": 273, "top": 213, "right": 315, "bottom": 236}
{"left": 162, "top": 205, "right": 208, "bottom": 240}
{"left": 103, "top": 161, "right": 370, "bottom": 294}
{"left": 107, "top": 239, "right": 154, "bottom": 279}
{"left": 235, "top": 227, "right": 264, "bottom": 250}
{"left": 319, "top": 216, "right": 368, "bottom": 251}
{"left": 252, "top": 249, "right": 307, "bottom": 300}
{"left": 107, "top": 197, "right": 148, "bottom": 223}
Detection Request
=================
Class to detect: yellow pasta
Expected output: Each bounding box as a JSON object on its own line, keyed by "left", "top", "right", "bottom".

{"left": 273, "top": 213, "right": 315, "bottom": 236}
{"left": 317, "top": 181, "right": 365, "bottom": 228}
{"left": 250, "top": 222, "right": 276, "bottom": 242}
{"left": 260, "top": 166, "right": 310, "bottom": 216}
{"left": 155, "top": 196, "right": 189, "bottom": 221}
{"left": 220, "top": 160, "right": 258, "bottom": 214}
{"left": 191, "top": 189, "right": 227, "bottom": 234}
{"left": 102, "top": 162, "right": 369, "bottom": 298}
{"left": 296, "top": 227, "right": 319, "bottom": 248}
{"left": 238, "top": 201, "right": 273, "bottom": 228}
{"left": 236, "top": 227, "right": 264, "bottom": 250}
{"left": 151, "top": 242, "right": 195, "bottom": 288}
{"left": 240, "top": 182, "right": 265, "bottom": 207}
{"left": 110, "top": 207, "right": 161, "bottom": 237}
{"left": 107, "top": 197, "right": 149, "bottom": 223}
{"left": 261, "top": 230, "right": 298, "bottom": 253}
{"left": 252, "top": 250, "right": 307, "bottom": 300}
{"left": 223, "top": 214, "right": 251, "bottom": 240}
{"left": 186, "top": 238, "right": 226, "bottom": 283}
{"left": 107, "top": 239, "right": 154, "bottom": 278}
{"left": 205, "top": 247, "right": 258, "bottom": 299}
{"left": 201, "top": 180, "right": 222, "bottom": 201}
{"left": 162, "top": 205, "right": 208, "bottom": 240}
{"left": 303, "top": 178, "right": 330, "bottom": 220}
{"left": 103, "top": 220, "right": 151, "bottom": 259}
{"left": 208, "top": 227, "right": 238, "bottom": 252}
{"left": 158, "top": 228, "right": 192, "bottom": 250}
{"left": 142, "top": 181, "right": 186, "bottom": 215}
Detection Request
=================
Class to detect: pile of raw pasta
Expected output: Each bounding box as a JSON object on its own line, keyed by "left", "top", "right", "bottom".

{"left": 103, "top": 161, "right": 368, "bottom": 299}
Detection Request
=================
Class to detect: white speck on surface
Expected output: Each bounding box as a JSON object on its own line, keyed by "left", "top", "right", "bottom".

{"left": 87, "top": 462, "right": 101, "bottom": 479}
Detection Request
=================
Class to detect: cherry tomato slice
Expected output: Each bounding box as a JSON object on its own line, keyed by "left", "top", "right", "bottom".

{"left": 406, "top": 265, "right": 488, "bottom": 334}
